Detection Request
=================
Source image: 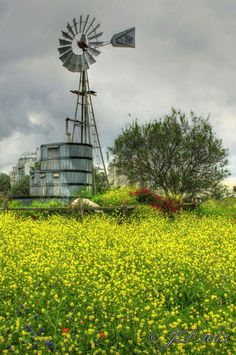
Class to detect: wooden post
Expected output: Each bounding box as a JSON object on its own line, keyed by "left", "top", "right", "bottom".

{"left": 3, "top": 193, "right": 9, "bottom": 213}
{"left": 79, "top": 198, "right": 84, "bottom": 218}
{"left": 123, "top": 199, "right": 128, "bottom": 218}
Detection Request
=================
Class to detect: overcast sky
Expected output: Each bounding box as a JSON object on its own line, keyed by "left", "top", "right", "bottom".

{"left": 0, "top": 0, "right": 235, "bottom": 178}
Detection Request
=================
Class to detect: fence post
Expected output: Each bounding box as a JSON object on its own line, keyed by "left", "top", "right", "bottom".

{"left": 79, "top": 198, "right": 84, "bottom": 218}
{"left": 3, "top": 194, "right": 9, "bottom": 213}
{"left": 123, "top": 199, "right": 128, "bottom": 218}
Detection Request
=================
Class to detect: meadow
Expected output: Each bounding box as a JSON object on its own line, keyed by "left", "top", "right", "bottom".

{"left": 0, "top": 209, "right": 235, "bottom": 354}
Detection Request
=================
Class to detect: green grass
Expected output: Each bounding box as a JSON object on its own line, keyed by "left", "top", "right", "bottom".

{"left": 197, "top": 197, "right": 236, "bottom": 217}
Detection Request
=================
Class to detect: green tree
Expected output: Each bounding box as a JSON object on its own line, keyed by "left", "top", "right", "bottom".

{"left": 92, "top": 168, "right": 108, "bottom": 195}
{"left": 206, "top": 182, "right": 231, "bottom": 200}
{"left": 110, "top": 108, "right": 230, "bottom": 198}
{"left": 11, "top": 175, "right": 30, "bottom": 197}
{"left": 0, "top": 173, "right": 11, "bottom": 194}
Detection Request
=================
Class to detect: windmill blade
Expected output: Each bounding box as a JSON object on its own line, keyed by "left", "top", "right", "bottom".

{"left": 70, "top": 54, "right": 82, "bottom": 66}
{"left": 79, "top": 15, "right": 83, "bottom": 32}
{"left": 58, "top": 45, "right": 72, "bottom": 55}
{"left": 74, "top": 64, "right": 82, "bottom": 72}
{"left": 62, "top": 31, "right": 73, "bottom": 41}
{"left": 64, "top": 54, "right": 82, "bottom": 72}
{"left": 85, "top": 17, "right": 95, "bottom": 34}
{"left": 87, "top": 23, "right": 100, "bottom": 37}
{"left": 67, "top": 22, "right": 76, "bottom": 37}
{"left": 64, "top": 62, "right": 76, "bottom": 72}
{"left": 88, "top": 31, "right": 103, "bottom": 40}
{"left": 59, "top": 38, "right": 72, "bottom": 46}
{"left": 88, "top": 41, "right": 104, "bottom": 48}
{"left": 82, "top": 14, "right": 90, "bottom": 32}
{"left": 63, "top": 53, "right": 77, "bottom": 68}
{"left": 84, "top": 51, "right": 96, "bottom": 65}
{"left": 63, "top": 63, "right": 77, "bottom": 73}
{"left": 111, "top": 27, "right": 135, "bottom": 48}
{"left": 80, "top": 33, "right": 86, "bottom": 44}
{"left": 87, "top": 47, "right": 101, "bottom": 57}
{"left": 73, "top": 64, "right": 83, "bottom": 72}
{"left": 81, "top": 53, "right": 89, "bottom": 71}
{"left": 58, "top": 15, "right": 104, "bottom": 71}
{"left": 59, "top": 49, "right": 73, "bottom": 64}
{"left": 73, "top": 18, "right": 78, "bottom": 34}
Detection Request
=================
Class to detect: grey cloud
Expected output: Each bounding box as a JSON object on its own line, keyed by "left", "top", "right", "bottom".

{"left": 0, "top": 0, "right": 8, "bottom": 17}
{"left": 0, "top": 0, "right": 235, "bottom": 177}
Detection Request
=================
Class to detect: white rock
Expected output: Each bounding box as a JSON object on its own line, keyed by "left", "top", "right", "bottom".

{"left": 71, "top": 198, "right": 101, "bottom": 211}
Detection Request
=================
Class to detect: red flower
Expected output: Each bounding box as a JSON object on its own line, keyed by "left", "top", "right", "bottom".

{"left": 62, "top": 328, "right": 70, "bottom": 334}
{"left": 99, "top": 332, "right": 106, "bottom": 338}
{"left": 130, "top": 187, "right": 180, "bottom": 214}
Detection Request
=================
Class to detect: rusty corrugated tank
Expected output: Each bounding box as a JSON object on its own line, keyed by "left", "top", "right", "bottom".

{"left": 30, "top": 142, "right": 92, "bottom": 198}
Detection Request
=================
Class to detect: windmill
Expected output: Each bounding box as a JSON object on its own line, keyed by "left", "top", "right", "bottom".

{"left": 58, "top": 15, "right": 135, "bottom": 192}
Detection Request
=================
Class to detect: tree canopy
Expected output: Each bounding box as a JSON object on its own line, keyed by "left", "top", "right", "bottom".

{"left": 110, "top": 108, "right": 230, "bottom": 197}
{"left": 10, "top": 175, "right": 30, "bottom": 197}
{"left": 0, "top": 173, "right": 11, "bottom": 194}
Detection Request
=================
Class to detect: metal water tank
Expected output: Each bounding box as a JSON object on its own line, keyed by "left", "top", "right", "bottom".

{"left": 30, "top": 142, "right": 92, "bottom": 198}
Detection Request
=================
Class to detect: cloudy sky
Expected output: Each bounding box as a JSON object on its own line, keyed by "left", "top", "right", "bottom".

{"left": 0, "top": 0, "right": 235, "bottom": 178}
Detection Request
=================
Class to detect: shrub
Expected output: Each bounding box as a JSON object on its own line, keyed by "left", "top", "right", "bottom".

{"left": 130, "top": 188, "right": 180, "bottom": 214}
{"left": 198, "top": 197, "right": 236, "bottom": 216}
{"left": 73, "top": 187, "right": 93, "bottom": 199}
{"left": 91, "top": 186, "right": 136, "bottom": 206}
{"left": 10, "top": 176, "right": 30, "bottom": 197}
{"left": 129, "top": 187, "right": 156, "bottom": 204}
{"left": 131, "top": 204, "right": 162, "bottom": 220}
{"left": 0, "top": 173, "right": 11, "bottom": 194}
{"left": 31, "top": 200, "right": 66, "bottom": 208}
{"left": 7, "top": 199, "right": 67, "bottom": 219}
{"left": 8, "top": 200, "right": 23, "bottom": 208}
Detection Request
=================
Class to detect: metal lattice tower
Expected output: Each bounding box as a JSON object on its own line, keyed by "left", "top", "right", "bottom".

{"left": 58, "top": 15, "right": 135, "bottom": 192}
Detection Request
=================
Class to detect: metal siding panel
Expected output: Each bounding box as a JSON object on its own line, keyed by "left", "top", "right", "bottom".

{"left": 41, "top": 159, "right": 92, "bottom": 170}
{"left": 48, "top": 148, "right": 60, "bottom": 159}
{"left": 41, "top": 146, "right": 47, "bottom": 160}
{"left": 30, "top": 187, "right": 35, "bottom": 195}
{"left": 60, "top": 145, "right": 66, "bottom": 156}
{"left": 30, "top": 143, "right": 93, "bottom": 197}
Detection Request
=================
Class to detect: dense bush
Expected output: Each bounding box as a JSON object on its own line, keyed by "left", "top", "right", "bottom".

{"left": 91, "top": 186, "right": 137, "bottom": 206}
{"left": 130, "top": 188, "right": 180, "bottom": 214}
{"left": 131, "top": 204, "right": 163, "bottom": 220}
{"left": 197, "top": 197, "right": 236, "bottom": 216}
{"left": 31, "top": 200, "right": 66, "bottom": 208}
{"left": 8, "top": 200, "right": 23, "bottom": 208}
{"left": 73, "top": 187, "right": 93, "bottom": 199}
{"left": 7, "top": 199, "right": 67, "bottom": 219}
{"left": 10, "top": 175, "right": 30, "bottom": 197}
{"left": 0, "top": 173, "right": 11, "bottom": 194}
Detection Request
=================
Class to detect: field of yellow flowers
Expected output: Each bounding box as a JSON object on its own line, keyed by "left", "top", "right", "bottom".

{"left": 0, "top": 211, "right": 235, "bottom": 354}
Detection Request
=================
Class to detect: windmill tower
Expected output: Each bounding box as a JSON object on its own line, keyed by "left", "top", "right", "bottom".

{"left": 30, "top": 16, "right": 135, "bottom": 199}
{"left": 58, "top": 16, "right": 135, "bottom": 193}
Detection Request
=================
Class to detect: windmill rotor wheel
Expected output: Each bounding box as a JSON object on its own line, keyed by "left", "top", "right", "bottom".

{"left": 58, "top": 15, "right": 104, "bottom": 72}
